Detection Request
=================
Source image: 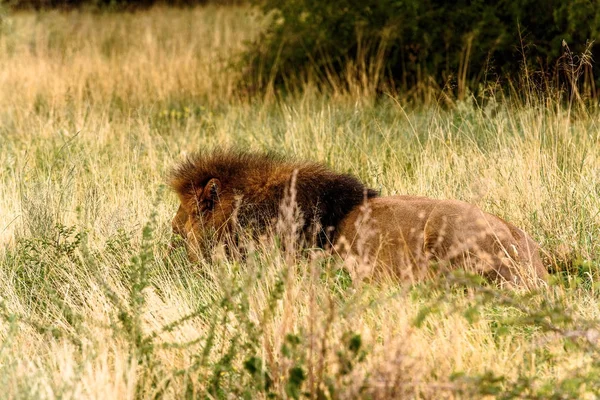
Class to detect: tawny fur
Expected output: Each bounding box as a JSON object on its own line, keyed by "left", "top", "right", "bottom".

{"left": 169, "top": 150, "right": 548, "bottom": 287}
{"left": 337, "top": 196, "right": 548, "bottom": 286}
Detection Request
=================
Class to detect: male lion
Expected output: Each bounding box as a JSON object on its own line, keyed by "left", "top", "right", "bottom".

{"left": 169, "top": 151, "right": 548, "bottom": 287}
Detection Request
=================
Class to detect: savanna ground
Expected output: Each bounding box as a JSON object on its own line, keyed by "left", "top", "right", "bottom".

{"left": 1, "top": 5, "right": 600, "bottom": 399}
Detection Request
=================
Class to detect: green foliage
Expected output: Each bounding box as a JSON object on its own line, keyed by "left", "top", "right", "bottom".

{"left": 243, "top": 0, "right": 600, "bottom": 95}
{"left": 336, "top": 332, "right": 364, "bottom": 376}
{"left": 417, "top": 271, "right": 600, "bottom": 398}
{"left": 243, "top": 356, "right": 273, "bottom": 393}
{"left": 285, "top": 366, "right": 306, "bottom": 399}
{"left": 10, "top": 224, "right": 88, "bottom": 340}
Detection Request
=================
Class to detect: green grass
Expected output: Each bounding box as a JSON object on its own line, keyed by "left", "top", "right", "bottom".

{"left": 1, "top": 5, "right": 600, "bottom": 399}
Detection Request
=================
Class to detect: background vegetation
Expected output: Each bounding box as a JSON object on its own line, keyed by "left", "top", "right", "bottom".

{"left": 1, "top": 3, "right": 600, "bottom": 399}
{"left": 6, "top": 0, "right": 599, "bottom": 99}
{"left": 4, "top": 0, "right": 242, "bottom": 10}
{"left": 242, "top": 0, "right": 600, "bottom": 99}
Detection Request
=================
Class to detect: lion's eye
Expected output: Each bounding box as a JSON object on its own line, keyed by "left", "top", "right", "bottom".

{"left": 192, "top": 202, "right": 213, "bottom": 216}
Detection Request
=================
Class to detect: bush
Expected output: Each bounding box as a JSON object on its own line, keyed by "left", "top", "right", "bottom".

{"left": 242, "top": 0, "right": 600, "bottom": 97}
{"left": 7, "top": 0, "right": 243, "bottom": 11}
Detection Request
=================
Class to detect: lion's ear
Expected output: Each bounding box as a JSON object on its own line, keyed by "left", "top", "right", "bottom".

{"left": 200, "top": 178, "right": 221, "bottom": 208}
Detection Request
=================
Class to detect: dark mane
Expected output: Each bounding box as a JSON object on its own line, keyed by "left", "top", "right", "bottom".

{"left": 169, "top": 150, "right": 378, "bottom": 247}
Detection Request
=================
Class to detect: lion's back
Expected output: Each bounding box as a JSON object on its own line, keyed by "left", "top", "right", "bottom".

{"left": 336, "top": 195, "right": 547, "bottom": 285}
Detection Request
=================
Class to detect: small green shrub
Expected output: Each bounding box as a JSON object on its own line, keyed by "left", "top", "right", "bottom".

{"left": 416, "top": 272, "right": 600, "bottom": 398}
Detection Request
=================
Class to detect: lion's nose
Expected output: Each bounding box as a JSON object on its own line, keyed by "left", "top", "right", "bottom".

{"left": 172, "top": 222, "right": 180, "bottom": 235}
{"left": 169, "top": 223, "right": 186, "bottom": 252}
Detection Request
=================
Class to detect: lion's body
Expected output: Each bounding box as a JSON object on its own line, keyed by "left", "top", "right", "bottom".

{"left": 170, "top": 151, "right": 547, "bottom": 286}
{"left": 337, "top": 196, "right": 547, "bottom": 285}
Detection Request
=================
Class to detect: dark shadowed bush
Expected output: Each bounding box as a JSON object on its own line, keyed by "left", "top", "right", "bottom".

{"left": 241, "top": 0, "right": 600, "bottom": 97}
{"left": 7, "top": 0, "right": 244, "bottom": 11}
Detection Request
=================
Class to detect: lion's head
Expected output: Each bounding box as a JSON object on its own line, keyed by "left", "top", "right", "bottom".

{"left": 168, "top": 150, "right": 377, "bottom": 260}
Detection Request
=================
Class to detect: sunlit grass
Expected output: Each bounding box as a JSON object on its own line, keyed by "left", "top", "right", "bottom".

{"left": 1, "top": 5, "right": 600, "bottom": 399}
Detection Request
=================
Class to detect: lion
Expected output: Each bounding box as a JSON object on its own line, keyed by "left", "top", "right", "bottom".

{"left": 169, "top": 150, "right": 548, "bottom": 287}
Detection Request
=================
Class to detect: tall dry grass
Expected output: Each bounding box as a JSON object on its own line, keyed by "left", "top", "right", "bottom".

{"left": 1, "top": 5, "right": 600, "bottom": 399}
